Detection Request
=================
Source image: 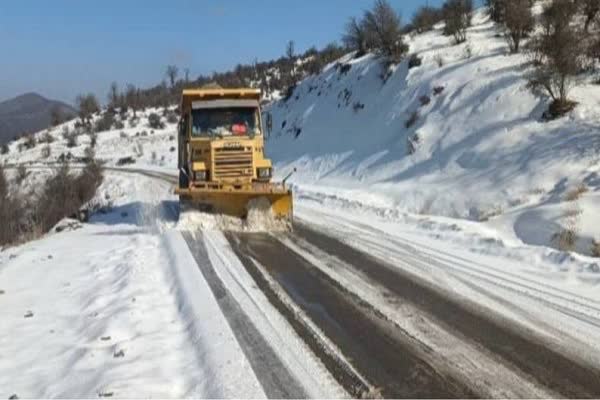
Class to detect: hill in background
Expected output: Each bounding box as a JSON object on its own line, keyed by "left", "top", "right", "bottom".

{"left": 0, "top": 93, "right": 77, "bottom": 144}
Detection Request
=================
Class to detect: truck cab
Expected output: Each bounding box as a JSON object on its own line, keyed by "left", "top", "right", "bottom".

{"left": 178, "top": 88, "right": 272, "bottom": 190}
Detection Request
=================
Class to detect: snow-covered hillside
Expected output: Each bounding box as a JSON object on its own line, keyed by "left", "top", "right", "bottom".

{"left": 267, "top": 8, "right": 600, "bottom": 258}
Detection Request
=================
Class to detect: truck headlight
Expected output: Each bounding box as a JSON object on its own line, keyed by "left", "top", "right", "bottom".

{"left": 194, "top": 170, "right": 207, "bottom": 181}
{"left": 257, "top": 167, "right": 272, "bottom": 179}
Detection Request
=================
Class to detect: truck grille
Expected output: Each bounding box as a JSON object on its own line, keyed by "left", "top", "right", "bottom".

{"left": 213, "top": 147, "right": 253, "bottom": 179}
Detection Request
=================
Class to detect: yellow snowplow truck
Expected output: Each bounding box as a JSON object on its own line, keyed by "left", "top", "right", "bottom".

{"left": 175, "top": 87, "right": 293, "bottom": 221}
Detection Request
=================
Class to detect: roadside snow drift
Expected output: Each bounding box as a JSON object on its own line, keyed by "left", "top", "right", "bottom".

{"left": 266, "top": 9, "right": 600, "bottom": 258}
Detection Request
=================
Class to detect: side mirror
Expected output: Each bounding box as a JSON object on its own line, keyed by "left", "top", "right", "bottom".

{"left": 265, "top": 112, "right": 273, "bottom": 139}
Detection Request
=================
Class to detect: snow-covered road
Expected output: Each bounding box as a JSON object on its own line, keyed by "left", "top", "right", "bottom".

{"left": 2, "top": 169, "right": 600, "bottom": 398}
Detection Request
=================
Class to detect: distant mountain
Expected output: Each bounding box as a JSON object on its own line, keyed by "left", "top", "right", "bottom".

{"left": 0, "top": 92, "right": 77, "bottom": 144}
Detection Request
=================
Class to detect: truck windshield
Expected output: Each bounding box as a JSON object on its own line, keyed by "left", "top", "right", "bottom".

{"left": 191, "top": 107, "right": 260, "bottom": 138}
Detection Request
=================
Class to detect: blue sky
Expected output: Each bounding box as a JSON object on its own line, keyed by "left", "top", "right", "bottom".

{"left": 0, "top": 0, "right": 449, "bottom": 104}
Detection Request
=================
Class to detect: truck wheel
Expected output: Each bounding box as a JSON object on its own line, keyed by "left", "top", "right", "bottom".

{"left": 179, "top": 168, "right": 189, "bottom": 189}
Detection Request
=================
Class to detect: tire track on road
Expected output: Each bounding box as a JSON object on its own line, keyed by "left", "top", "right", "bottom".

{"left": 293, "top": 222, "right": 600, "bottom": 398}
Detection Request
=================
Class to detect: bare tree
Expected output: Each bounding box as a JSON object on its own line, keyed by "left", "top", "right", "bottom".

{"left": 75, "top": 94, "right": 100, "bottom": 125}
{"left": 486, "top": 0, "right": 506, "bottom": 23}
{"left": 578, "top": 0, "right": 600, "bottom": 32}
{"left": 343, "top": 17, "right": 370, "bottom": 55}
{"left": 528, "top": 0, "right": 586, "bottom": 117}
{"left": 363, "top": 0, "right": 409, "bottom": 63}
{"left": 286, "top": 40, "right": 295, "bottom": 60}
{"left": 503, "top": 0, "right": 534, "bottom": 53}
{"left": 50, "top": 105, "right": 64, "bottom": 126}
{"left": 166, "top": 65, "right": 179, "bottom": 88}
{"left": 443, "top": 0, "right": 474, "bottom": 44}
{"left": 0, "top": 164, "right": 7, "bottom": 200}
{"left": 125, "top": 84, "right": 140, "bottom": 117}
{"left": 108, "top": 82, "right": 119, "bottom": 108}
{"left": 412, "top": 6, "right": 443, "bottom": 33}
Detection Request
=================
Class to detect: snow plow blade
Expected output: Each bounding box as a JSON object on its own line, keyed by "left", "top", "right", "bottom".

{"left": 176, "top": 185, "right": 293, "bottom": 221}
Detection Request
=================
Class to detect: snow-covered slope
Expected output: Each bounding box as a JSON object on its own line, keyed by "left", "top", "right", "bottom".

{"left": 266, "top": 8, "right": 600, "bottom": 257}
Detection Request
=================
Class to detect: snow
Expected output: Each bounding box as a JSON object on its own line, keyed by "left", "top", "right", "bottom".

{"left": 2, "top": 5, "right": 600, "bottom": 395}
{"left": 0, "top": 173, "right": 267, "bottom": 398}
{"left": 266, "top": 8, "right": 600, "bottom": 259}
{"left": 293, "top": 195, "right": 600, "bottom": 361}
{"left": 177, "top": 198, "right": 291, "bottom": 232}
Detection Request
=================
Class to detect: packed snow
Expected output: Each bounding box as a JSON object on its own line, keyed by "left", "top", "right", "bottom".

{"left": 0, "top": 173, "right": 275, "bottom": 398}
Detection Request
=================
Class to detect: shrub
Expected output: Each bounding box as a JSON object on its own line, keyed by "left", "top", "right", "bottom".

{"left": 0, "top": 165, "right": 27, "bottom": 246}
{"left": 129, "top": 116, "right": 139, "bottom": 128}
{"left": 591, "top": 239, "right": 600, "bottom": 258}
{"left": 283, "top": 83, "right": 297, "bottom": 102}
{"left": 76, "top": 93, "right": 100, "bottom": 125}
{"left": 405, "top": 110, "right": 419, "bottom": 128}
{"left": 443, "top": 0, "right": 473, "bottom": 44}
{"left": 343, "top": 17, "right": 370, "bottom": 56}
{"left": 34, "top": 162, "right": 104, "bottom": 233}
{"left": 23, "top": 135, "right": 37, "bottom": 150}
{"left": 166, "top": 111, "right": 178, "bottom": 124}
{"left": 565, "top": 183, "right": 588, "bottom": 201}
{"left": 41, "top": 145, "right": 51, "bottom": 159}
{"left": 463, "top": 43, "right": 473, "bottom": 59}
{"left": 412, "top": 5, "right": 443, "bottom": 33}
{"left": 552, "top": 228, "right": 578, "bottom": 252}
{"left": 94, "top": 111, "right": 115, "bottom": 133}
{"left": 486, "top": 0, "right": 505, "bottom": 23}
{"left": 408, "top": 54, "right": 423, "bottom": 69}
{"left": 89, "top": 132, "right": 98, "bottom": 148}
{"left": 419, "top": 95, "right": 431, "bottom": 106}
{"left": 1, "top": 144, "right": 8, "bottom": 155}
{"left": 40, "top": 131, "right": 55, "bottom": 144}
{"left": 339, "top": 63, "right": 352, "bottom": 75}
{"left": 66, "top": 134, "right": 77, "bottom": 148}
{"left": 503, "top": 0, "right": 534, "bottom": 53}
{"left": 16, "top": 164, "right": 27, "bottom": 183}
{"left": 363, "top": 0, "right": 409, "bottom": 63}
{"left": 113, "top": 119, "right": 125, "bottom": 130}
{"left": 527, "top": 0, "right": 585, "bottom": 116}
{"left": 148, "top": 113, "right": 165, "bottom": 129}
{"left": 352, "top": 102, "right": 365, "bottom": 113}
{"left": 433, "top": 86, "right": 445, "bottom": 95}
{"left": 61, "top": 126, "right": 70, "bottom": 140}
{"left": 542, "top": 99, "right": 578, "bottom": 120}
{"left": 83, "top": 146, "right": 95, "bottom": 162}
{"left": 434, "top": 53, "right": 445, "bottom": 67}
{"left": 120, "top": 131, "right": 128, "bottom": 139}
{"left": 407, "top": 133, "right": 421, "bottom": 154}
{"left": 169, "top": 146, "right": 176, "bottom": 152}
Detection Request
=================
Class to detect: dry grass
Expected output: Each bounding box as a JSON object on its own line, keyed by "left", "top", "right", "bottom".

{"left": 565, "top": 183, "right": 588, "bottom": 202}
{"left": 591, "top": 239, "right": 600, "bottom": 258}
{"left": 552, "top": 228, "right": 578, "bottom": 252}
{"left": 552, "top": 204, "right": 582, "bottom": 252}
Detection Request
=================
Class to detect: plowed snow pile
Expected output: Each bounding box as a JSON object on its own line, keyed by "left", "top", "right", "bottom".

{"left": 176, "top": 197, "right": 291, "bottom": 232}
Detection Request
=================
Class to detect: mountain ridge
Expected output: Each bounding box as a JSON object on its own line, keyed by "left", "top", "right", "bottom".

{"left": 0, "top": 92, "right": 76, "bottom": 144}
